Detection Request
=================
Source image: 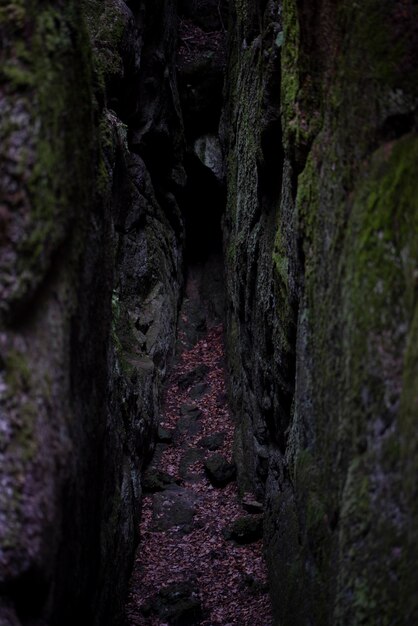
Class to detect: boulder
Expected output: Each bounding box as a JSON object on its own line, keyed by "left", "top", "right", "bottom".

{"left": 142, "top": 469, "right": 179, "bottom": 493}
{"left": 203, "top": 454, "right": 236, "bottom": 487}
{"left": 176, "top": 404, "right": 204, "bottom": 437}
{"left": 222, "top": 515, "right": 264, "bottom": 544}
{"left": 198, "top": 432, "right": 225, "bottom": 451}
{"left": 152, "top": 487, "right": 199, "bottom": 534}
{"left": 157, "top": 425, "right": 174, "bottom": 443}
{"left": 189, "top": 382, "right": 209, "bottom": 399}
{"left": 143, "top": 581, "right": 204, "bottom": 625}
{"left": 177, "top": 365, "right": 210, "bottom": 390}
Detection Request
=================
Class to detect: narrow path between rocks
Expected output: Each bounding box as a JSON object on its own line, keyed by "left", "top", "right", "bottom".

{"left": 126, "top": 285, "right": 272, "bottom": 625}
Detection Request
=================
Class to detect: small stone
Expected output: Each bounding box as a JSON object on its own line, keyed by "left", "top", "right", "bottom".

{"left": 152, "top": 487, "right": 198, "bottom": 533}
{"left": 176, "top": 405, "right": 203, "bottom": 437}
{"left": 142, "top": 469, "right": 179, "bottom": 493}
{"left": 222, "top": 515, "right": 263, "bottom": 544}
{"left": 180, "top": 403, "right": 202, "bottom": 418}
{"left": 149, "top": 581, "right": 204, "bottom": 625}
{"left": 177, "top": 364, "right": 210, "bottom": 390}
{"left": 189, "top": 382, "right": 209, "bottom": 399}
{"left": 179, "top": 447, "right": 205, "bottom": 481}
{"left": 241, "top": 573, "right": 269, "bottom": 595}
{"left": 198, "top": 431, "right": 225, "bottom": 451}
{"left": 203, "top": 454, "right": 236, "bottom": 487}
{"left": 157, "top": 426, "right": 174, "bottom": 443}
{"left": 242, "top": 492, "right": 264, "bottom": 514}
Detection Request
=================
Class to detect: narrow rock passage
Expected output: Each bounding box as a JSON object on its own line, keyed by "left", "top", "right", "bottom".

{"left": 126, "top": 291, "right": 272, "bottom": 625}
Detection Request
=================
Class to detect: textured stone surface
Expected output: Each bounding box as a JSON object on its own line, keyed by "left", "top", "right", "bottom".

{"left": 144, "top": 580, "right": 204, "bottom": 625}
{"left": 0, "top": 1, "right": 185, "bottom": 624}
{"left": 198, "top": 431, "right": 225, "bottom": 451}
{"left": 222, "top": 515, "right": 264, "bottom": 544}
{"left": 223, "top": 0, "right": 418, "bottom": 624}
{"left": 152, "top": 486, "right": 199, "bottom": 534}
{"left": 204, "top": 454, "right": 236, "bottom": 487}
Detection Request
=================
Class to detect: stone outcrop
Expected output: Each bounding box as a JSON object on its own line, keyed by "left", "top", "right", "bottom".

{"left": 223, "top": 0, "right": 418, "bottom": 624}
{"left": 0, "top": 1, "right": 185, "bottom": 624}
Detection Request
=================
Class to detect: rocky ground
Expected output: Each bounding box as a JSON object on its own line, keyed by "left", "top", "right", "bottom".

{"left": 126, "top": 276, "right": 272, "bottom": 626}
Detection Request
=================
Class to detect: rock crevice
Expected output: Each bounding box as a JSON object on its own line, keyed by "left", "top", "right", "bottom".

{"left": 1, "top": 1, "right": 417, "bottom": 625}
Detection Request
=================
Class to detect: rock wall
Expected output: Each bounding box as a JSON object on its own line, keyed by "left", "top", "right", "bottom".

{"left": 223, "top": 0, "right": 418, "bottom": 624}
{"left": 0, "top": 1, "right": 184, "bottom": 624}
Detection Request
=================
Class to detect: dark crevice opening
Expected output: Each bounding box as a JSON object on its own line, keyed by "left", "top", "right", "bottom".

{"left": 1, "top": 567, "right": 49, "bottom": 624}
{"left": 176, "top": 148, "right": 227, "bottom": 333}
{"left": 180, "top": 153, "right": 225, "bottom": 267}
{"left": 176, "top": 5, "right": 228, "bottom": 326}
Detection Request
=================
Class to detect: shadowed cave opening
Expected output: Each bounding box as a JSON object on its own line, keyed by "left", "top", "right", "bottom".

{"left": 181, "top": 151, "right": 225, "bottom": 267}
{"left": 176, "top": 145, "right": 227, "bottom": 343}
{"left": 175, "top": 2, "right": 228, "bottom": 325}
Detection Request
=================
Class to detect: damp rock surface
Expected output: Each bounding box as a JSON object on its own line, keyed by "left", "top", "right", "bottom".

{"left": 223, "top": 1, "right": 418, "bottom": 624}
{"left": 0, "top": 1, "right": 185, "bottom": 624}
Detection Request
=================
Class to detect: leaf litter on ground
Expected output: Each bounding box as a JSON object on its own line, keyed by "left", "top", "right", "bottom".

{"left": 126, "top": 324, "right": 272, "bottom": 626}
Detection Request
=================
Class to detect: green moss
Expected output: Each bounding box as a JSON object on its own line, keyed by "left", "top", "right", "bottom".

{"left": 337, "top": 1, "right": 418, "bottom": 92}
{"left": 0, "top": 3, "right": 94, "bottom": 310}
{"left": 224, "top": 1, "right": 418, "bottom": 622}
{"left": 272, "top": 232, "right": 288, "bottom": 287}
{"left": 111, "top": 290, "right": 123, "bottom": 353}
{"left": 0, "top": 2, "right": 25, "bottom": 24}
{"left": 1, "top": 62, "right": 34, "bottom": 87}
{"left": 344, "top": 134, "right": 418, "bottom": 338}
{"left": 16, "top": 401, "right": 38, "bottom": 462}
{"left": 4, "top": 349, "right": 38, "bottom": 461}
{"left": 97, "top": 109, "right": 129, "bottom": 200}
{"left": 111, "top": 290, "right": 152, "bottom": 378}
{"left": 271, "top": 225, "right": 294, "bottom": 356}
{"left": 296, "top": 150, "right": 319, "bottom": 244}
{"left": 294, "top": 136, "right": 418, "bottom": 624}
{"left": 399, "top": 303, "right": 418, "bottom": 619}
{"left": 281, "top": 0, "right": 300, "bottom": 128}
{"left": 340, "top": 457, "right": 371, "bottom": 539}
{"left": 294, "top": 448, "right": 328, "bottom": 561}
{"left": 281, "top": 0, "right": 318, "bottom": 154}
{"left": 97, "top": 156, "right": 110, "bottom": 197}
{"left": 232, "top": 416, "right": 254, "bottom": 496}
{"left": 335, "top": 457, "right": 378, "bottom": 625}
{"left": 84, "top": 0, "right": 127, "bottom": 90}
{"left": 5, "top": 349, "right": 31, "bottom": 395}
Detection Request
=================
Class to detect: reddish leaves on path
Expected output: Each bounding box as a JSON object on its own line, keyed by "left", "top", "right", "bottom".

{"left": 126, "top": 324, "right": 272, "bottom": 626}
